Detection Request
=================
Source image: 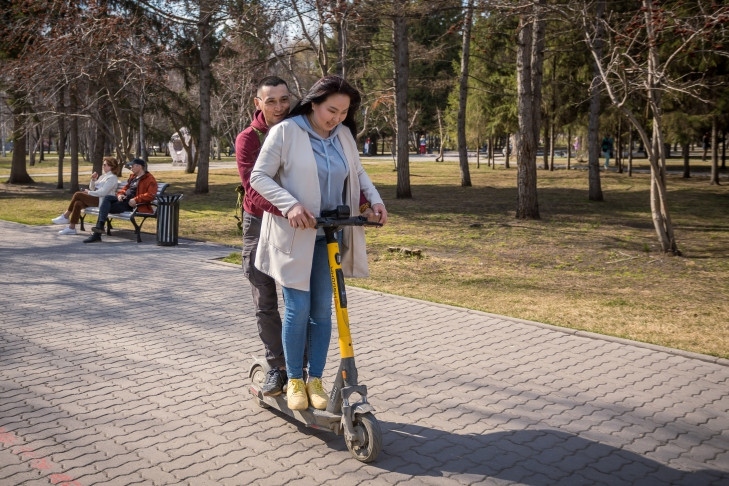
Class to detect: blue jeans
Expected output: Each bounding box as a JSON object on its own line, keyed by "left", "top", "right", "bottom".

{"left": 95, "top": 195, "right": 132, "bottom": 227}
{"left": 281, "top": 236, "right": 332, "bottom": 380}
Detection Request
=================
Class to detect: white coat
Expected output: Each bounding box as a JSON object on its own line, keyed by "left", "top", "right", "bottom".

{"left": 88, "top": 171, "right": 119, "bottom": 204}
{"left": 250, "top": 118, "right": 384, "bottom": 291}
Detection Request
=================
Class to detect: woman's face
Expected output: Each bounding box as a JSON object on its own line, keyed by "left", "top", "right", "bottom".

{"left": 310, "top": 93, "right": 350, "bottom": 136}
{"left": 102, "top": 161, "right": 112, "bottom": 173}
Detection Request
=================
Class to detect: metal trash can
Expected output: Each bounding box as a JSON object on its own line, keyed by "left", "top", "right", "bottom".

{"left": 156, "top": 194, "right": 183, "bottom": 246}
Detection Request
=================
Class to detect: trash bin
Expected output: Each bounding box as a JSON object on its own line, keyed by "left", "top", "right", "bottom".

{"left": 156, "top": 193, "right": 183, "bottom": 246}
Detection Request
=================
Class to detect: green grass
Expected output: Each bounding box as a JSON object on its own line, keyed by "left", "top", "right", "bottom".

{"left": 2, "top": 155, "right": 729, "bottom": 358}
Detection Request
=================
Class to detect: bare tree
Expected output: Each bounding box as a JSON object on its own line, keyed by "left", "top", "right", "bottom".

{"left": 457, "top": 0, "right": 474, "bottom": 187}
{"left": 586, "top": 0, "right": 604, "bottom": 201}
{"left": 514, "top": 0, "right": 546, "bottom": 219}
{"left": 577, "top": 0, "right": 729, "bottom": 254}
{"left": 393, "top": 0, "right": 411, "bottom": 198}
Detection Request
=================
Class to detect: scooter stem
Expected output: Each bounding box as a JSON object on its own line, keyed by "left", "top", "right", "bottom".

{"left": 323, "top": 225, "right": 361, "bottom": 414}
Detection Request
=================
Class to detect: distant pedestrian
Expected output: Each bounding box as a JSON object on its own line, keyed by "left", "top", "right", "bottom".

{"left": 419, "top": 135, "right": 427, "bottom": 154}
{"left": 601, "top": 135, "right": 614, "bottom": 169}
{"left": 702, "top": 132, "right": 710, "bottom": 161}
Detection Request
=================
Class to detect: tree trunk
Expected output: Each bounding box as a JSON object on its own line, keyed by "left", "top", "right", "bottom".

{"left": 138, "top": 90, "right": 147, "bottom": 161}
{"left": 628, "top": 129, "right": 633, "bottom": 176}
{"left": 588, "top": 0, "right": 604, "bottom": 201}
{"left": 515, "top": 1, "right": 544, "bottom": 219}
{"left": 7, "top": 101, "right": 33, "bottom": 184}
{"left": 544, "top": 121, "right": 550, "bottom": 170}
{"left": 69, "top": 83, "right": 80, "bottom": 193}
{"left": 640, "top": 0, "right": 679, "bottom": 254}
{"left": 92, "top": 115, "right": 106, "bottom": 175}
{"left": 616, "top": 116, "right": 623, "bottom": 173}
{"left": 393, "top": 8, "right": 411, "bottom": 199}
{"left": 567, "top": 127, "right": 572, "bottom": 170}
{"left": 195, "top": 0, "right": 213, "bottom": 194}
{"left": 457, "top": 0, "right": 474, "bottom": 187}
{"left": 505, "top": 134, "right": 512, "bottom": 169}
{"left": 57, "top": 87, "right": 66, "bottom": 189}
{"left": 710, "top": 116, "right": 719, "bottom": 185}
{"left": 435, "top": 108, "right": 445, "bottom": 162}
{"left": 682, "top": 142, "right": 690, "bottom": 178}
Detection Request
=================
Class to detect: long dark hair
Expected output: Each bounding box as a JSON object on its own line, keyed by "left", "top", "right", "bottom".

{"left": 288, "top": 75, "right": 361, "bottom": 138}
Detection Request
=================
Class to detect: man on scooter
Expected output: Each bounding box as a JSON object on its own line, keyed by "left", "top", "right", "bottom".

{"left": 236, "top": 76, "right": 291, "bottom": 396}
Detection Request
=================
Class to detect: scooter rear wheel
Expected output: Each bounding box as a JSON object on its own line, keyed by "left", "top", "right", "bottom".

{"left": 347, "top": 412, "right": 382, "bottom": 462}
{"left": 250, "top": 364, "right": 270, "bottom": 409}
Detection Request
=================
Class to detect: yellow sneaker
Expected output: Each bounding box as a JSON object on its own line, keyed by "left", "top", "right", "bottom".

{"left": 306, "top": 378, "right": 328, "bottom": 410}
{"left": 286, "top": 379, "right": 308, "bottom": 410}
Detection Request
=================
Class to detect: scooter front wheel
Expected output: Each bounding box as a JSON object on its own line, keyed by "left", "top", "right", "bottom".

{"left": 346, "top": 412, "right": 382, "bottom": 462}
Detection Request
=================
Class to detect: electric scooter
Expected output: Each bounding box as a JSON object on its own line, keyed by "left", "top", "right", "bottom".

{"left": 248, "top": 205, "right": 383, "bottom": 463}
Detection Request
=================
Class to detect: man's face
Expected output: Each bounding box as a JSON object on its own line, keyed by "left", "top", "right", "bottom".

{"left": 130, "top": 163, "right": 143, "bottom": 176}
{"left": 254, "top": 84, "right": 290, "bottom": 127}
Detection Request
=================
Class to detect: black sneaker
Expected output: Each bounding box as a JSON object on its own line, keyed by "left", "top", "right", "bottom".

{"left": 261, "top": 368, "right": 287, "bottom": 396}
{"left": 83, "top": 233, "right": 102, "bottom": 243}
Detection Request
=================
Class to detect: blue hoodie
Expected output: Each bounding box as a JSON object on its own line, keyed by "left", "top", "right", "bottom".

{"left": 292, "top": 114, "right": 349, "bottom": 213}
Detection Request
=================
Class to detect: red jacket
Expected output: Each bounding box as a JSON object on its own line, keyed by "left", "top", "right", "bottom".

{"left": 236, "top": 110, "right": 282, "bottom": 218}
{"left": 117, "top": 172, "right": 158, "bottom": 214}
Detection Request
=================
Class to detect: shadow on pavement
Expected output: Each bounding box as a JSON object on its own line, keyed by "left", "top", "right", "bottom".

{"left": 372, "top": 421, "right": 728, "bottom": 485}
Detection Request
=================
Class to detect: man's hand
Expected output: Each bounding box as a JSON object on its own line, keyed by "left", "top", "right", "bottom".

{"left": 129, "top": 198, "right": 137, "bottom": 208}
{"left": 286, "top": 203, "right": 316, "bottom": 229}
{"left": 371, "top": 203, "right": 388, "bottom": 225}
{"left": 117, "top": 194, "right": 126, "bottom": 201}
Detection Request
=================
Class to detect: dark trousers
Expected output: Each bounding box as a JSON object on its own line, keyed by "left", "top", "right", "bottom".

{"left": 95, "top": 195, "right": 132, "bottom": 227}
{"left": 242, "top": 211, "right": 285, "bottom": 369}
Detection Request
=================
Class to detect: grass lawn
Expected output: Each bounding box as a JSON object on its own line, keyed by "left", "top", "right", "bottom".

{"left": 2, "top": 154, "right": 728, "bottom": 358}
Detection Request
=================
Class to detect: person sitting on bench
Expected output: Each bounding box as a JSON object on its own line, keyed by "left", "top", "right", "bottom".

{"left": 84, "top": 158, "right": 158, "bottom": 243}
{"left": 52, "top": 156, "right": 120, "bottom": 235}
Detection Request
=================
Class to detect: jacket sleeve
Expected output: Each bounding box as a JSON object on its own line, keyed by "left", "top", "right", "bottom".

{"left": 88, "top": 174, "right": 118, "bottom": 197}
{"left": 134, "top": 174, "right": 158, "bottom": 205}
{"left": 236, "top": 129, "right": 282, "bottom": 216}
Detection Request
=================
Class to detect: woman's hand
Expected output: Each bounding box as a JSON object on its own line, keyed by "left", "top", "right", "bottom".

{"left": 91, "top": 172, "right": 98, "bottom": 181}
{"left": 371, "top": 203, "right": 388, "bottom": 225}
{"left": 287, "top": 203, "right": 317, "bottom": 229}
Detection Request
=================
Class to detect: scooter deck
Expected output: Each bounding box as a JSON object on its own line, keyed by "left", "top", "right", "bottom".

{"left": 249, "top": 381, "right": 343, "bottom": 434}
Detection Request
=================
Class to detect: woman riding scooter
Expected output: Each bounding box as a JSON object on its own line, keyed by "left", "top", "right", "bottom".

{"left": 250, "top": 75, "right": 387, "bottom": 410}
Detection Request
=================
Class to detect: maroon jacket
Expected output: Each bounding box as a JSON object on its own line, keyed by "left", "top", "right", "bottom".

{"left": 236, "top": 110, "right": 283, "bottom": 218}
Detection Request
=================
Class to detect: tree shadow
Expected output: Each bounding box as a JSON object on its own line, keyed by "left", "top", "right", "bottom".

{"left": 302, "top": 418, "right": 727, "bottom": 485}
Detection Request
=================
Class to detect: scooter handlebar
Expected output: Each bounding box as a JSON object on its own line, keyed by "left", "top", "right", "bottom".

{"left": 315, "top": 215, "right": 383, "bottom": 229}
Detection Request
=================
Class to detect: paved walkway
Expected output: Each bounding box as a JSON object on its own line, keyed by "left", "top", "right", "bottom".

{"left": 1, "top": 220, "right": 728, "bottom": 486}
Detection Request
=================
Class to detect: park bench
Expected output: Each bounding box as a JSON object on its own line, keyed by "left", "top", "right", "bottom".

{"left": 79, "top": 182, "right": 170, "bottom": 243}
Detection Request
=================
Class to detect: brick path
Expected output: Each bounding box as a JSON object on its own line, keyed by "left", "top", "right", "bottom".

{"left": 1, "top": 220, "right": 728, "bottom": 485}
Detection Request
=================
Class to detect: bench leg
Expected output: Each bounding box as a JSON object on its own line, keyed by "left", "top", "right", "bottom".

{"left": 79, "top": 215, "right": 85, "bottom": 232}
{"left": 105, "top": 219, "right": 112, "bottom": 236}
{"left": 130, "top": 216, "right": 143, "bottom": 243}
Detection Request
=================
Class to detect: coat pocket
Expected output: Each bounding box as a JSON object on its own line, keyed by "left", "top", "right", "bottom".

{"left": 265, "top": 214, "right": 296, "bottom": 254}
